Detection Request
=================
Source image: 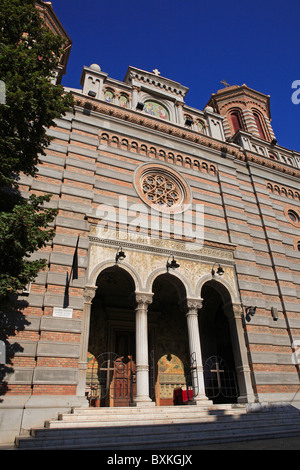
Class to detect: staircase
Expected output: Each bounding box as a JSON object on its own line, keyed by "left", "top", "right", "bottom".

{"left": 15, "top": 403, "right": 300, "bottom": 450}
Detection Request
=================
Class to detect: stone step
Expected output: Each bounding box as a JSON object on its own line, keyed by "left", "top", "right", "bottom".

{"left": 52, "top": 403, "right": 298, "bottom": 425}
{"left": 70, "top": 403, "right": 238, "bottom": 415}
{"left": 48, "top": 410, "right": 299, "bottom": 429}
{"left": 68, "top": 403, "right": 298, "bottom": 416}
{"left": 37, "top": 411, "right": 300, "bottom": 436}
{"left": 56, "top": 406, "right": 247, "bottom": 424}
{"left": 15, "top": 404, "right": 300, "bottom": 450}
{"left": 66, "top": 404, "right": 248, "bottom": 418}
{"left": 16, "top": 418, "right": 300, "bottom": 450}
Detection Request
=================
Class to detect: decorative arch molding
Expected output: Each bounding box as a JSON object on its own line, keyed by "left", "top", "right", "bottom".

{"left": 145, "top": 266, "right": 192, "bottom": 299}
{"left": 228, "top": 107, "right": 245, "bottom": 134}
{"left": 251, "top": 108, "right": 270, "bottom": 140}
{"left": 196, "top": 274, "right": 239, "bottom": 304}
{"left": 87, "top": 259, "right": 143, "bottom": 292}
{"left": 198, "top": 275, "right": 256, "bottom": 403}
{"left": 99, "top": 131, "right": 218, "bottom": 176}
{"left": 267, "top": 182, "right": 300, "bottom": 200}
{"left": 103, "top": 87, "right": 116, "bottom": 104}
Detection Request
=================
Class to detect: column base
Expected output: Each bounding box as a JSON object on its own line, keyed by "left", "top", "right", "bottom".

{"left": 238, "top": 393, "right": 256, "bottom": 404}
{"left": 189, "top": 395, "right": 213, "bottom": 406}
{"left": 132, "top": 396, "right": 156, "bottom": 407}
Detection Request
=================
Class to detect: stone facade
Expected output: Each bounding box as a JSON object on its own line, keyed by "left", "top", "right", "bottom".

{"left": 1, "top": 8, "right": 300, "bottom": 445}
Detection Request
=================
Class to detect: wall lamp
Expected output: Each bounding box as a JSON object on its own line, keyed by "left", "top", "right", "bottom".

{"left": 185, "top": 118, "right": 193, "bottom": 126}
{"left": 245, "top": 306, "right": 256, "bottom": 316}
{"left": 211, "top": 263, "right": 224, "bottom": 276}
{"left": 115, "top": 247, "right": 126, "bottom": 264}
{"left": 245, "top": 306, "right": 257, "bottom": 321}
{"left": 166, "top": 255, "right": 180, "bottom": 272}
{"left": 136, "top": 102, "right": 144, "bottom": 111}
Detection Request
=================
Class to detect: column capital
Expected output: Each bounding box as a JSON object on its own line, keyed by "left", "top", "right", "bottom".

{"left": 182, "top": 297, "right": 203, "bottom": 314}
{"left": 83, "top": 286, "right": 97, "bottom": 304}
{"left": 135, "top": 292, "right": 153, "bottom": 307}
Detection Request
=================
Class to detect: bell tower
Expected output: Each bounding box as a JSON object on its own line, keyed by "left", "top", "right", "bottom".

{"left": 35, "top": 1, "right": 72, "bottom": 84}
{"left": 207, "top": 83, "right": 276, "bottom": 143}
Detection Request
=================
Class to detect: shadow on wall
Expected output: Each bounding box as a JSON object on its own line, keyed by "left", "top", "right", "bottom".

{"left": 0, "top": 297, "right": 31, "bottom": 401}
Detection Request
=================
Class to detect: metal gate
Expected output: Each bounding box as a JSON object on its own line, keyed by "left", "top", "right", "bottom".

{"left": 203, "top": 355, "right": 238, "bottom": 402}
{"left": 149, "top": 350, "right": 155, "bottom": 400}
{"left": 87, "top": 352, "right": 136, "bottom": 406}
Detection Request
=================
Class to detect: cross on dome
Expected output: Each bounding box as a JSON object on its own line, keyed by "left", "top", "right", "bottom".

{"left": 220, "top": 79, "right": 230, "bottom": 87}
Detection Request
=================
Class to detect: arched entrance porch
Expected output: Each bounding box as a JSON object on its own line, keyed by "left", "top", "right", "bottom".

{"left": 86, "top": 266, "right": 138, "bottom": 407}
{"left": 149, "top": 273, "right": 190, "bottom": 405}
{"left": 83, "top": 263, "right": 213, "bottom": 407}
{"left": 199, "top": 279, "right": 254, "bottom": 404}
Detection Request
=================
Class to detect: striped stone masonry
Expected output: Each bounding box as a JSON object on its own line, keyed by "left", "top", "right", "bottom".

{"left": 1, "top": 63, "right": 300, "bottom": 444}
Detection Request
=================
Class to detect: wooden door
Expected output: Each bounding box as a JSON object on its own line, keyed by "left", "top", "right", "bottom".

{"left": 111, "top": 356, "right": 136, "bottom": 407}
{"left": 110, "top": 331, "right": 136, "bottom": 406}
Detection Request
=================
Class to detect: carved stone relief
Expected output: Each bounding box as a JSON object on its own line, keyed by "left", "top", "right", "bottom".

{"left": 86, "top": 226, "right": 238, "bottom": 300}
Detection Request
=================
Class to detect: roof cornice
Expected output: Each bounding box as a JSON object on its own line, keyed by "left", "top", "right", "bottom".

{"left": 72, "top": 92, "right": 300, "bottom": 180}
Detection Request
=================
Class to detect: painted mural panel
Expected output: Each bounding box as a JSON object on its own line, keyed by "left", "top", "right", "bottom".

{"left": 144, "top": 101, "right": 169, "bottom": 120}
{"left": 156, "top": 354, "right": 186, "bottom": 405}
{"left": 119, "top": 95, "right": 128, "bottom": 108}
{"left": 104, "top": 90, "right": 114, "bottom": 103}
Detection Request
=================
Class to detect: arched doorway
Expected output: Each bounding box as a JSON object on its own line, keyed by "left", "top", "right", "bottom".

{"left": 199, "top": 280, "right": 239, "bottom": 404}
{"left": 86, "top": 266, "right": 137, "bottom": 407}
{"left": 149, "top": 273, "right": 191, "bottom": 405}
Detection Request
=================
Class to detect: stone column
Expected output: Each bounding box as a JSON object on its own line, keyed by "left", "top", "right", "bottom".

{"left": 175, "top": 101, "right": 184, "bottom": 126}
{"left": 134, "top": 292, "right": 154, "bottom": 406}
{"left": 76, "top": 286, "right": 97, "bottom": 401}
{"left": 185, "top": 298, "right": 212, "bottom": 404}
{"left": 225, "top": 302, "right": 256, "bottom": 403}
{"left": 131, "top": 85, "right": 141, "bottom": 110}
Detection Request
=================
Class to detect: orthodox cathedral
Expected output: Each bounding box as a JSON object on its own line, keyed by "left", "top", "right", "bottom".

{"left": 1, "top": 1, "right": 300, "bottom": 445}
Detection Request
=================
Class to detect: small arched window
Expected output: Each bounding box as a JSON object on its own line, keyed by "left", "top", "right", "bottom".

{"left": 119, "top": 95, "right": 128, "bottom": 108}
{"left": 253, "top": 112, "right": 266, "bottom": 139}
{"left": 104, "top": 89, "right": 114, "bottom": 103}
{"left": 230, "top": 111, "right": 243, "bottom": 133}
{"left": 287, "top": 209, "right": 300, "bottom": 224}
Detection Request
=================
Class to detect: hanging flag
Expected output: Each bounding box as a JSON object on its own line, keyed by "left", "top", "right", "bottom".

{"left": 71, "top": 234, "right": 80, "bottom": 281}
{"left": 63, "top": 272, "right": 69, "bottom": 308}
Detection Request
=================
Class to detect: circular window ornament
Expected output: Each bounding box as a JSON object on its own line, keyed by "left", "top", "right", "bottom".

{"left": 134, "top": 163, "right": 191, "bottom": 214}
{"left": 141, "top": 173, "right": 181, "bottom": 207}
{"left": 293, "top": 239, "right": 300, "bottom": 252}
{"left": 288, "top": 210, "right": 299, "bottom": 223}
{"left": 284, "top": 207, "right": 300, "bottom": 227}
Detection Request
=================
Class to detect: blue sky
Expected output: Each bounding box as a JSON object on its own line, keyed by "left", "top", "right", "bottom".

{"left": 52, "top": 0, "right": 300, "bottom": 152}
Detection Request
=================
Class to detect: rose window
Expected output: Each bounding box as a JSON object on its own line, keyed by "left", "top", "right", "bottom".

{"left": 141, "top": 173, "right": 181, "bottom": 208}
{"left": 134, "top": 163, "right": 192, "bottom": 214}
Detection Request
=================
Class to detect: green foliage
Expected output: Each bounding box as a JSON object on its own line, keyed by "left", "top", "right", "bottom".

{"left": 0, "top": 193, "right": 57, "bottom": 298}
{"left": 0, "top": 0, "right": 73, "bottom": 187}
{"left": 0, "top": 0, "right": 74, "bottom": 301}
